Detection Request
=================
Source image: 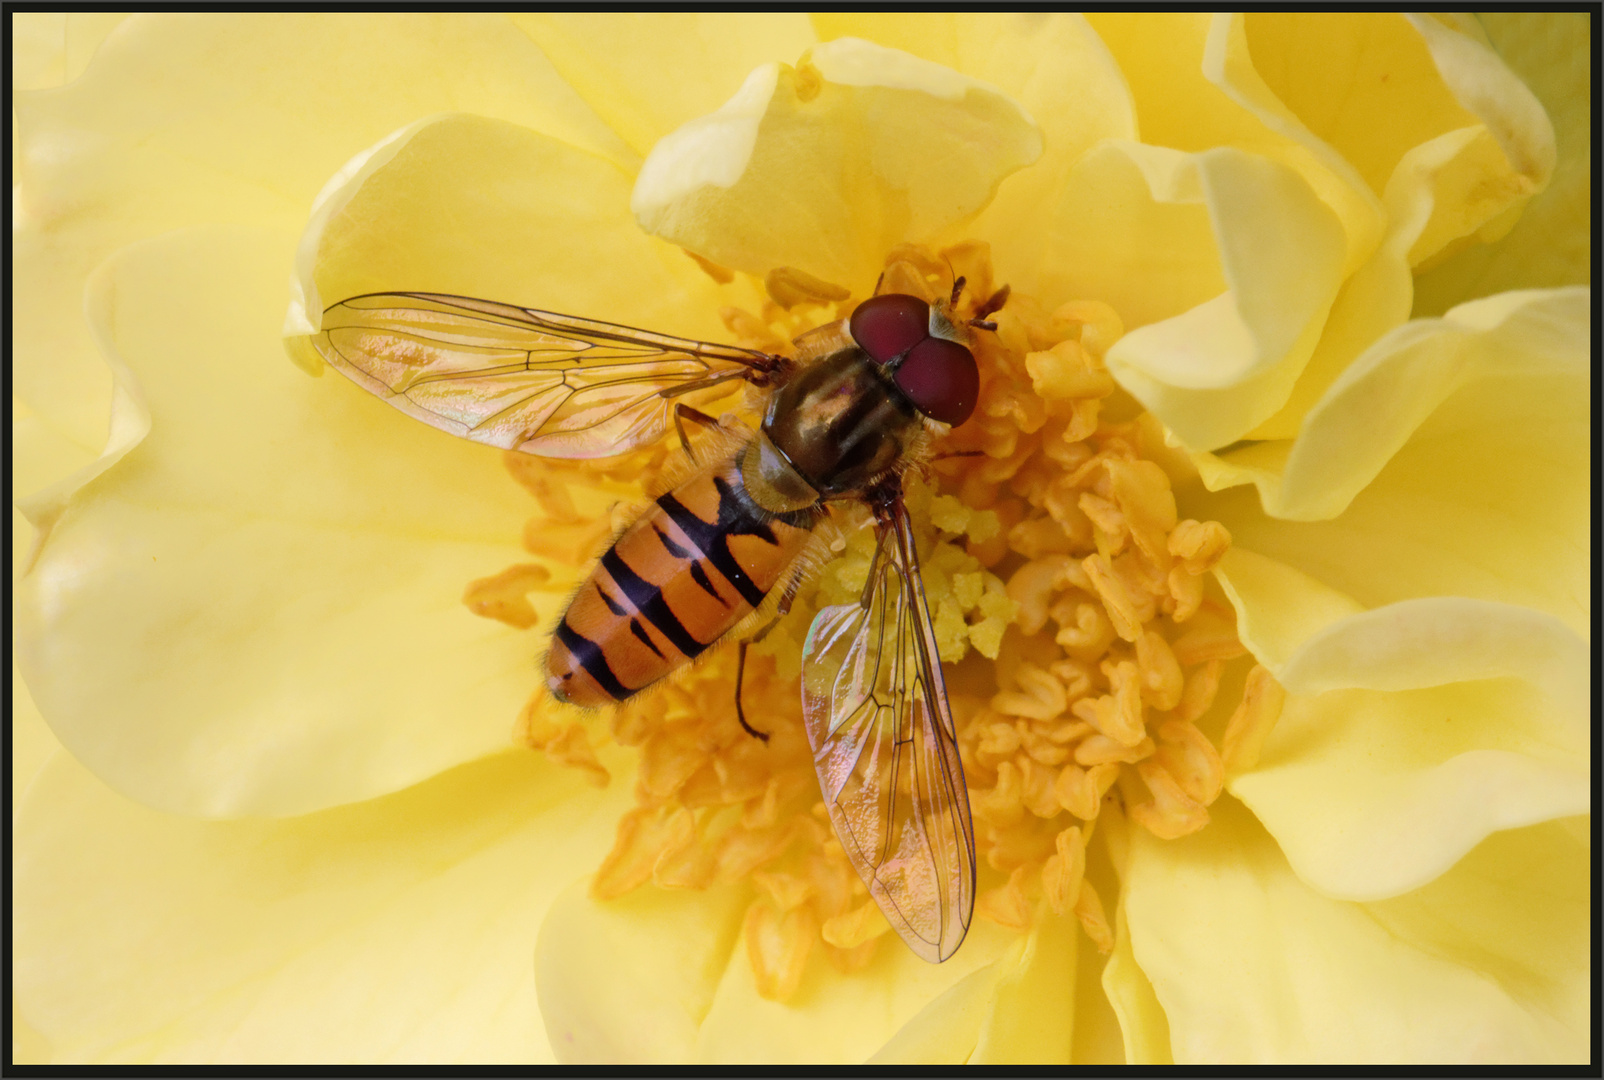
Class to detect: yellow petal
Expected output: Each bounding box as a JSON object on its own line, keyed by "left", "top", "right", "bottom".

{"left": 631, "top": 38, "right": 1042, "bottom": 289}
{"left": 16, "top": 228, "right": 544, "bottom": 816}
{"left": 14, "top": 13, "right": 629, "bottom": 453}
{"left": 1192, "top": 288, "right": 1588, "bottom": 638}
{"left": 1414, "top": 13, "right": 1591, "bottom": 313}
{"left": 867, "top": 961, "right": 1008, "bottom": 1064}
{"left": 1242, "top": 13, "right": 1550, "bottom": 268}
{"left": 1227, "top": 597, "right": 1586, "bottom": 900}
{"left": 289, "top": 112, "right": 728, "bottom": 343}
{"left": 1364, "top": 816, "right": 1590, "bottom": 1057}
{"left": 534, "top": 880, "right": 748, "bottom": 1064}
{"left": 1203, "top": 287, "right": 1587, "bottom": 519}
{"left": 1102, "top": 904, "right": 1172, "bottom": 1065}
{"left": 1124, "top": 797, "right": 1583, "bottom": 1063}
{"left": 812, "top": 15, "right": 1138, "bottom": 293}
{"left": 14, "top": 746, "right": 633, "bottom": 1063}
{"left": 1400, "top": 13, "right": 1555, "bottom": 262}
{"left": 11, "top": 663, "right": 62, "bottom": 815}
{"left": 1087, "top": 13, "right": 1385, "bottom": 276}
{"left": 12, "top": 393, "right": 103, "bottom": 586}
{"left": 11, "top": 12, "right": 132, "bottom": 91}
{"left": 510, "top": 13, "right": 816, "bottom": 158}
{"left": 1212, "top": 548, "right": 1363, "bottom": 673}
{"left": 693, "top": 914, "right": 1017, "bottom": 1063}
{"left": 535, "top": 877, "right": 1020, "bottom": 1064}
{"left": 1236, "top": 13, "right": 1561, "bottom": 441}
{"left": 13, "top": 999, "right": 52, "bottom": 1066}
{"left": 1053, "top": 140, "right": 1347, "bottom": 449}
{"left": 967, "top": 909, "right": 1077, "bottom": 1063}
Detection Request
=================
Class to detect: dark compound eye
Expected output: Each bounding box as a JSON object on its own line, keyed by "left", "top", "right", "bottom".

{"left": 849, "top": 294, "right": 930, "bottom": 364}
{"left": 894, "top": 336, "right": 979, "bottom": 426}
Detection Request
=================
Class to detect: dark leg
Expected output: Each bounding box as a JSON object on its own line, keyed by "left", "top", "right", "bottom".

{"left": 975, "top": 284, "right": 1011, "bottom": 319}
{"left": 672, "top": 403, "right": 722, "bottom": 464}
{"left": 732, "top": 569, "right": 805, "bottom": 741}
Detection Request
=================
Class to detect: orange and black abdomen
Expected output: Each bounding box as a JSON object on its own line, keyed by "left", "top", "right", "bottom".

{"left": 547, "top": 458, "right": 815, "bottom": 707}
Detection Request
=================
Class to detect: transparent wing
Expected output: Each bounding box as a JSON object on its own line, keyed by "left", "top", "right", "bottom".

{"left": 801, "top": 500, "right": 976, "bottom": 962}
{"left": 312, "top": 292, "right": 783, "bottom": 458}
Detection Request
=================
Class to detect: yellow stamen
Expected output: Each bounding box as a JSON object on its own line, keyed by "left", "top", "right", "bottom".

{"left": 461, "top": 563, "right": 550, "bottom": 629}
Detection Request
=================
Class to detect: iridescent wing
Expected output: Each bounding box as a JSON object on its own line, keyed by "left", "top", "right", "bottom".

{"left": 312, "top": 292, "right": 784, "bottom": 458}
{"left": 801, "top": 496, "right": 976, "bottom": 962}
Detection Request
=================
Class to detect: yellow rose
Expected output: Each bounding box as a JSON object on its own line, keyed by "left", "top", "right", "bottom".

{"left": 13, "top": 13, "right": 1589, "bottom": 1064}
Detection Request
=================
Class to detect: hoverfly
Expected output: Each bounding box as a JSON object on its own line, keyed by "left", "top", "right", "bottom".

{"left": 311, "top": 277, "right": 1005, "bottom": 963}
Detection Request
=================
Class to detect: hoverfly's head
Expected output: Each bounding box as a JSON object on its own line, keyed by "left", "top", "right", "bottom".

{"left": 848, "top": 293, "right": 980, "bottom": 427}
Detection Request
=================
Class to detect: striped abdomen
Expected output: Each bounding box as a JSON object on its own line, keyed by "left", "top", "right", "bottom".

{"left": 546, "top": 455, "right": 815, "bottom": 706}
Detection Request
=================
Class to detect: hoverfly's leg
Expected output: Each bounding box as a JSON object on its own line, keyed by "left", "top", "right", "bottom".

{"left": 671, "top": 403, "right": 723, "bottom": 465}
{"left": 733, "top": 566, "right": 807, "bottom": 741}
{"left": 733, "top": 640, "right": 769, "bottom": 742}
{"left": 973, "top": 284, "right": 1010, "bottom": 322}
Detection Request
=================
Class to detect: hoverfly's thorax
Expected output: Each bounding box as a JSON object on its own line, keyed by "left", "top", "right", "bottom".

{"left": 762, "top": 347, "right": 921, "bottom": 497}
{"left": 740, "top": 432, "right": 823, "bottom": 515}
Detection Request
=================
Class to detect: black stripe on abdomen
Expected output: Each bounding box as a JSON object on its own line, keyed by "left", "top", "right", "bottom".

{"left": 657, "top": 489, "right": 768, "bottom": 607}
{"left": 600, "top": 548, "right": 708, "bottom": 659}
{"left": 689, "top": 560, "right": 729, "bottom": 605}
{"left": 556, "top": 619, "right": 629, "bottom": 701}
{"left": 629, "top": 617, "right": 666, "bottom": 659}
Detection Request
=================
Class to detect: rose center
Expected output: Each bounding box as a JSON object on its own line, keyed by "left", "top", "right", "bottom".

{"left": 464, "top": 242, "right": 1282, "bottom": 1002}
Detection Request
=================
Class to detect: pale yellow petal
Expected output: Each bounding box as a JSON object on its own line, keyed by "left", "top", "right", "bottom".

{"left": 1414, "top": 13, "right": 1590, "bottom": 313}
{"left": 1125, "top": 797, "right": 1580, "bottom": 1063}
{"left": 11, "top": 664, "right": 62, "bottom": 814}
{"left": 1087, "top": 13, "right": 1385, "bottom": 276}
{"left": 11, "top": 12, "right": 131, "bottom": 91}
{"left": 631, "top": 38, "right": 1042, "bottom": 289}
{"left": 1088, "top": 14, "right": 1561, "bottom": 448}
{"left": 1243, "top": 13, "right": 1551, "bottom": 269}
{"left": 15, "top": 746, "right": 631, "bottom": 1063}
{"left": 874, "top": 850, "right": 1124, "bottom": 1064}
{"left": 534, "top": 880, "right": 749, "bottom": 1064}
{"left": 16, "top": 228, "right": 546, "bottom": 816}
{"left": 1228, "top": 594, "right": 1586, "bottom": 899}
{"left": 694, "top": 914, "right": 1017, "bottom": 1063}
{"left": 1364, "top": 816, "right": 1590, "bottom": 1057}
{"left": 509, "top": 13, "right": 816, "bottom": 158}
{"left": 1191, "top": 289, "right": 1588, "bottom": 638}
{"left": 1052, "top": 140, "right": 1347, "bottom": 449}
{"left": 1242, "top": 14, "right": 1478, "bottom": 199}
{"left": 290, "top": 112, "right": 729, "bottom": 343}
{"left": 1102, "top": 904, "right": 1172, "bottom": 1065}
{"left": 967, "top": 910, "right": 1077, "bottom": 1063}
{"left": 1200, "top": 288, "right": 1587, "bottom": 520}
{"left": 867, "top": 961, "right": 1008, "bottom": 1064}
{"left": 810, "top": 14, "right": 959, "bottom": 68}
{"left": 13, "top": 999, "right": 52, "bottom": 1067}
{"left": 14, "top": 12, "right": 628, "bottom": 454}
{"left": 1213, "top": 548, "right": 1363, "bottom": 673}
{"left": 812, "top": 15, "right": 1138, "bottom": 293}
{"left": 1238, "top": 13, "right": 1563, "bottom": 441}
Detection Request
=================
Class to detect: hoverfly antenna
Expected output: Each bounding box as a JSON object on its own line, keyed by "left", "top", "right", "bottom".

{"left": 967, "top": 318, "right": 998, "bottom": 332}
{"left": 949, "top": 274, "right": 966, "bottom": 308}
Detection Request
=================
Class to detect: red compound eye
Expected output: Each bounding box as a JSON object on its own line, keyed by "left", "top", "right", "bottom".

{"left": 894, "top": 336, "right": 979, "bottom": 426}
{"left": 849, "top": 294, "right": 930, "bottom": 364}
